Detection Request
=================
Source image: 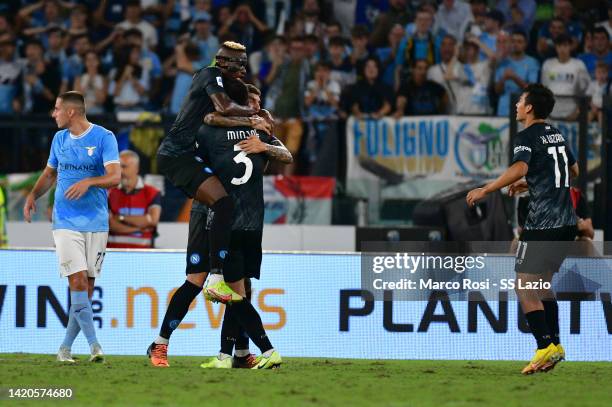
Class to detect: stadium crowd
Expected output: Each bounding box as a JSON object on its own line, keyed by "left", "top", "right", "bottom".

{"left": 0, "top": 0, "right": 611, "bottom": 175}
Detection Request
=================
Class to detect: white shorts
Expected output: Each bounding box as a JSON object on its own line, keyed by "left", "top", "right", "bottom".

{"left": 52, "top": 229, "right": 109, "bottom": 278}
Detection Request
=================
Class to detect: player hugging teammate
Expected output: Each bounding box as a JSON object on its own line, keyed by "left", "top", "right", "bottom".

{"left": 467, "top": 84, "right": 579, "bottom": 374}
{"left": 148, "top": 41, "right": 292, "bottom": 369}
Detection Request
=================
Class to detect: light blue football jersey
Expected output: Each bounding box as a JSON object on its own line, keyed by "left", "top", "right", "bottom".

{"left": 47, "top": 123, "right": 119, "bottom": 232}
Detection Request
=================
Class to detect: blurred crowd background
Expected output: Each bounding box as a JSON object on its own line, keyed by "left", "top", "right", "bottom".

{"left": 0, "top": 0, "right": 610, "bottom": 177}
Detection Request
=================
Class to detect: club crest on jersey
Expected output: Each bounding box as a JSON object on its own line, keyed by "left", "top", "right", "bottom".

{"left": 85, "top": 146, "right": 96, "bottom": 156}
{"left": 189, "top": 253, "right": 200, "bottom": 265}
{"left": 216, "top": 76, "right": 223, "bottom": 87}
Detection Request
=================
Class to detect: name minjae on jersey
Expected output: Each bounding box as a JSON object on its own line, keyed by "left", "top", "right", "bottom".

{"left": 226, "top": 129, "right": 258, "bottom": 141}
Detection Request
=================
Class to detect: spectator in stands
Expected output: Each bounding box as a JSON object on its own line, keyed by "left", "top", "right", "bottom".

{"left": 494, "top": 30, "right": 539, "bottom": 117}
{"left": 536, "top": 17, "right": 567, "bottom": 61}
{"left": 123, "top": 28, "right": 162, "bottom": 107}
{"left": 579, "top": 27, "right": 612, "bottom": 80}
{"left": 461, "top": 0, "right": 486, "bottom": 41}
{"left": 538, "top": 0, "right": 582, "bottom": 57}
{"left": 0, "top": 13, "right": 14, "bottom": 39}
{"left": 305, "top": 61, "right": 340, "bottom": 118}
{"left": 21, "top": 40, "right": 60, "bottom": 114}
{"left": 45, "top": 26, "right": 67, "bottom": 68}
{"left": 349, "top": 25, "right": 371, "bottom": 80}
{"left": 433, "top": 0, "right": 473, "bottom": 43}
{"left": 370, "top": 0, "right": 412, "bottom": 48}
{"left": 427, "top": 35, "right": 460, "bottom": 114}
{"left": 250, "top": 33, "right": 283, "bottom": 91}
{"left": 541, "top": 34, "right": 590, "bottom": 121}
{"left": 455, "top": 38, "right": 491, "bottom": 115}
{"left": 66, "top": 5, "right": 89, "bottom": 39}
{"left": 327, "top": 36, "right": 355, "bottom": 88}
{"left": 596, "top": 3, "right": 612, "bottom": 38}
{"left": 20, "top": 1, "right": 66, "bottom": 37}
{"left": 476, "top": 9, "right": 504, "bottom": 61}
{"left": 218, "top": 3, "right": 268, "bottom": 52}
{"left": 587, "top": 61, "right": 610, "bottom": 124}
{"left": 496, "top": 0, "right": 536, "bottom": 34}
{"left": 117, "top": 0, "right": 158, "bottom": 50}
{"left": 395, "top": 7, "right": 439, "bottom": 90}
{"left": 296, "top": 0, "right": 326, "bottom": 37}
{"left": 395, "top": 59, "right": 447, "bottom": 117}
{"left": 376, "top": 23, "right": 405, "bottom": 88}
{"left": 323, "top": 20, "right": 343, "bottom": 48}
{"left": 304, "top": 33, "right": 321, "bottom": 71}
{"left": 304, "top": 61, "right": 340, "bottom": 166}
{"left": 350, "top": 57, "right": 393, "bottom": 119}
{"left": 109, "top": 45, "right": 150, "bottom": 112}
{"left": 0, "top": 37, "right": 22, "bottom": 114}
{"left": 108, "top": 150, "right": 161, "bottom": 249}
{"left": 167, "top": 40, "right": 202, "bottom": 114}
{"left": 192, "top": 12, "right": 218, "bottom": 67}
{"left": 60, "top": 33, "right": 91, "bottom": 94}
{"left": 74, "top": 50, "right": 108, "bottom": 115}
{"left": 267, "top": 36, "right": 310, "bottom": 160}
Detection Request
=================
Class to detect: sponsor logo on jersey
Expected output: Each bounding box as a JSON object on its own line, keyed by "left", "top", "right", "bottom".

{"left": 513, "top": 145, "right": 531, "bottom": 155}
{"left": 219, "top": 250, "right": 228, "bottom": 259}
{"left": 60, "top": 163, "right": 98, "bottom": 171}
{"left": 216, "top": 76, "right": 223, "bottom": 87}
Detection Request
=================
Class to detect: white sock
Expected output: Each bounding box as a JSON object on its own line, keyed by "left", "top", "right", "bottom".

{"left": 263, "top": 348, "right": 275, "bottom": 358}
{"left": 154, "top": 336, "right": 169, "bottom": 345}
{"left": 234, "top": 349, "right": 250, "bottom": 357}
{"left": 218, "top": 352, "right": 232, "bottom": 360}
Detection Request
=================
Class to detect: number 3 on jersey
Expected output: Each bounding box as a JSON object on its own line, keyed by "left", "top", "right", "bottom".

{"left": 231, "top": 145, "right": 253, "bottom": 185}
{"left": 547, "top": 146, "right": 569, "bottom": 188}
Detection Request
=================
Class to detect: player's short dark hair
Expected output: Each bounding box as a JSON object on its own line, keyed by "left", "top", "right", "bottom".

{"left": 523, "top": 84, "right": 555, "bottom": 119}
{"left": 59, "top": 91, "right": 86, "bottom": 114}
{"left": 224, "top": 78, "right": 248, "bottom": 105}
{"left": 245, "top": 83, "right": 261, "bottom": 96}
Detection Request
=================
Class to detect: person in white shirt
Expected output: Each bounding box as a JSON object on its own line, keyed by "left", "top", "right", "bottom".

{"left": 541, "top": 34, "right": 590, "bottom": 121}
{"left": 455, "top": 38, "right": 491, "bottom": 115}
{"left": 433, "top": 0, "right": 473, "bottom": 42}
{"left": 587, "top": 61, "right": 610, "bottom": 124}
{"left": 117, "top": 0, "right": 158, "bottom": 50}
{"left": 427, "top": 34, "right": 461, "bottom": 114}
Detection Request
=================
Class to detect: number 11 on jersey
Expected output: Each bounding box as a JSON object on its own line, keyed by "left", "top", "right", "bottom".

{"left": 547, "top": 146, "right": 569, "bottom": 188}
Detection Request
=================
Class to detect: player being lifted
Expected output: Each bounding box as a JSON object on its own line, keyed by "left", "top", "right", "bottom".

{"left": 467, "top": 84, "right": 578, "bottom": 374}
{"left": 148, "top": 83, "right": 291, "bottom": 368}
{"left": 151, "top": 41, "right": 269, "bottom": 361}
{"left": 23, "top": 92, "right": 120, "bottom": 363}
{"left": 156, "top": 40, "right": 270, "bottom": 309}
{"left": 199, "top": 83, "right": 292, "bottom": 368}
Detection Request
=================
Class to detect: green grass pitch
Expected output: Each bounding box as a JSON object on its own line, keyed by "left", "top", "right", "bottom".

{"left": 0, "top": 354, "right": 611, "bottom": 406}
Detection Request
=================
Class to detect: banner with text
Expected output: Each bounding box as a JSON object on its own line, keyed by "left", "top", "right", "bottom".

{"left": 1, "top": 249, "right": 611, "bottom": 361}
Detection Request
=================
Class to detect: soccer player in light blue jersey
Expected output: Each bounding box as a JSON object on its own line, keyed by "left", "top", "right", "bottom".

{"left": 23, "top": 91, "right": 120, "bottom": 363}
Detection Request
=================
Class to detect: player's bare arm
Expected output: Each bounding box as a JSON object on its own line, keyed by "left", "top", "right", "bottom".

{"left": 237, "top": 136, "right": 293, "bottom": 164}
{"left": 65, "top": 163, "right": 121, "bottom": 200}
{"left": 210, "top": 92, "right": 257, "bottom": 117}
{"left": 466, "top": 161, "right": 528, "bottom": 207}
{"left": 23, "top": 165, "right": 57, "bottom": 222}
{"left": 203, "top": 112, "right": 272, "bottom": 134}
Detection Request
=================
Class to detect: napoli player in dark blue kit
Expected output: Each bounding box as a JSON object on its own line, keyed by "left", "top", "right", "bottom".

{"left": 467, "top": 84, "right": 579, "bottom": 374}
